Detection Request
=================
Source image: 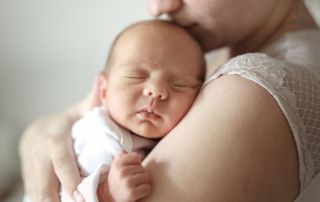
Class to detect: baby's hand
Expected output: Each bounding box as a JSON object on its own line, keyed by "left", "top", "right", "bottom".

{"left": 108, "top": 151, "right": 151, "bottom": 202}
{"left": 97, "top": 165, "right": 112, "bottom": 202}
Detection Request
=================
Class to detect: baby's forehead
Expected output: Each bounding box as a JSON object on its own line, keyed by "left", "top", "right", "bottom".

{"left": 116, "top": 21, "right": 194, "bottom": 47}
{"left": 106, "top": 20, "right": 205, "bottom": 79}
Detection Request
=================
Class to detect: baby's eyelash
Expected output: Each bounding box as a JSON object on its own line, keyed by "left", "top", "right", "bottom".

{"left": 171, "top": 80, "right": 193, "bottom": 87}
{"left": 171, "top": 81, "right": 201, "bottom": 89}
{"left": 126, "top": 76, "right": 146, "bottom": 79}
{"left": 172, "top": 83, "right": 188, "bottom": 87}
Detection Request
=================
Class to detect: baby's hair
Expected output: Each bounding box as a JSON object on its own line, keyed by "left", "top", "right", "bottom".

{"left": 103, "top": 19, "right": 206, "bottom": 80}
{"left": 103, "top": 22, "right": 140, "bottom": 74}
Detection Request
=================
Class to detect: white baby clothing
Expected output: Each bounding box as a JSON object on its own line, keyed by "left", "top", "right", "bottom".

{"left": 204, "top": 29, "right": 320, "bottom": 198}
{"left": 60, "top": 106, "right": 133, "bottom": 202}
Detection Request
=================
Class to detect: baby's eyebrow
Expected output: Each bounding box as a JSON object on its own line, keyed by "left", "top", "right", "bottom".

{"left": 119, "top": 61, "right": 151, "bottom": 71}
{"left": 122, "top": 67, "right": 148, "bottom": 74}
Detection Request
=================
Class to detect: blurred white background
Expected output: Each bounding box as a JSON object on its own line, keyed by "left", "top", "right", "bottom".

{"left": 0, "top": 0, "right": 319, "bottom": 201}
{"left": 0, "top": 1, "right": 149, "bottom": 201}
{"left": 0, "top": 0, "right": 149, "bottom": 129}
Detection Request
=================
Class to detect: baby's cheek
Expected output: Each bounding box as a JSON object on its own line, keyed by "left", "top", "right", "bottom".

{"left": 172, "top": 105, "right": 191, "bottom": 121}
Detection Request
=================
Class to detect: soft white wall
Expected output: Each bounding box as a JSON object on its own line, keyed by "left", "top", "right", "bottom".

{"left": 0, "top": 0, "right": 149, "bottom": 129}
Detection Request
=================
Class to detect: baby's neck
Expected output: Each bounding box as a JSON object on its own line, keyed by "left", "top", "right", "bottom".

{"left": 130, "top": 132, "right": 158, "bottom": 156}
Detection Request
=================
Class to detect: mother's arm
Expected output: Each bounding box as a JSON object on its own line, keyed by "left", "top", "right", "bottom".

{"left": 19, "top": 73, "right": 103, "bottom": 202}
{"left": 19, "top": 111, "right": 81, "bottom": 202}
{"left": 141, "top": 75, "right": 300, "bottom": 202}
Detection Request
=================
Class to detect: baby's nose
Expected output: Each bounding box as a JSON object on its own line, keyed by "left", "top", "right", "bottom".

{"left": 143, "top": 85, "right": 168, "bottom": 100}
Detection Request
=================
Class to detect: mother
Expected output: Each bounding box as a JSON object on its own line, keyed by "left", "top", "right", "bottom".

{"left": 20, "top": 0, "right": 320, "bottom": 201}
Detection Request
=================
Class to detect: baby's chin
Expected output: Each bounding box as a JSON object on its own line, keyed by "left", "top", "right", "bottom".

{"left": 130, "top": 125, "right": 171, "bottom": 139}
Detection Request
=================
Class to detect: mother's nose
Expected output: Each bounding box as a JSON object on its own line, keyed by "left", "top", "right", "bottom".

{"left": 147, "top": 0, "right": 182, "bottom": 16}
{"left": 143, "top": 82, "right": 168, "bottom": 100}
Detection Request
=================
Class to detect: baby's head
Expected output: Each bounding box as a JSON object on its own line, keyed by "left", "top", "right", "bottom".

{"left": 99, "top": 20, "right": 205, "bottom": 138}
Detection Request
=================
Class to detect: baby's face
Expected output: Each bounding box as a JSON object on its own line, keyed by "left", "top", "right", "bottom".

{"left": 101, "top": 22, "right": 204, "bottom": 138}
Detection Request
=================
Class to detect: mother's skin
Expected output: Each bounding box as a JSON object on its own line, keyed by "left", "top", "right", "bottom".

{"left": 141, "top": 75, "right": 299, "bottom": 201}
{"left": 142, "top": 0, "right": 317, "bottom": 201}
{"left": 19, "top": 0, "right": 318, "bottom": 201}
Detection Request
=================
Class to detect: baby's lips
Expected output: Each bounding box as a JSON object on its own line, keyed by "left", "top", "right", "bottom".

{"left": 137, "top": 110, "right": 160, "bottom": 120}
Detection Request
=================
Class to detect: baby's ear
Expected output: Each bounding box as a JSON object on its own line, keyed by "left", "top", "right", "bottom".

{"left": 98, "top": 73, "right": 108, "bottom": 102}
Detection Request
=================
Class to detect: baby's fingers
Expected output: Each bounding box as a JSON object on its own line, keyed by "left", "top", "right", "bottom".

{"left": 98, "top": 164, "right": 110, "bottom": 184}
{"left": 115, "top": 151, "right": 142, "bottom": 166}
{"left": 132, "top": 172, "right": 151, "bottom": 186}
{"left": 133, "top": 183, "right": 152, "bottom": 201}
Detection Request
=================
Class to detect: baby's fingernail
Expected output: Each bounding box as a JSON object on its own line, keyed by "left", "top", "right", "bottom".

{"left": 73, "top": 190, "right": 85, "bottom": 202}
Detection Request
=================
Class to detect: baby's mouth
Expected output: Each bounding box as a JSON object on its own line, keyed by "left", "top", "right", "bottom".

{"left": 137, "top": 109, "right": 160, "bottom": 120}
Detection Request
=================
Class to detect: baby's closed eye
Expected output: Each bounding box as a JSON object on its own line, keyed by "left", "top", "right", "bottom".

{"left": 171, "top": 80, "right": 201, "bottom": 89}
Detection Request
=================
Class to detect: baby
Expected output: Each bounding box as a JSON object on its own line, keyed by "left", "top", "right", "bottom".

{"left": 63, "top": 20, "right": 205, "bottom": 202}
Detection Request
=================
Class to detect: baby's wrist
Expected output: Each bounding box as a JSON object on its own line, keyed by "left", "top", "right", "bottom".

{"left": 97, "top": 181, "right": 114, "bottom": 202}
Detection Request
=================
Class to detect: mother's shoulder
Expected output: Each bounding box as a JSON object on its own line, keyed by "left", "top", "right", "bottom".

{"left": 223, "top": 53, "right": 284, "bottom": 70}
{"left": 204, "top": 53, "right": 287, "bottom": 89}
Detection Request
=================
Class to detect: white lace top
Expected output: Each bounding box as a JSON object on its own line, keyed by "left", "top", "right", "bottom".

{"left": 204, "top": 29, "right": 320, "bottom": 195}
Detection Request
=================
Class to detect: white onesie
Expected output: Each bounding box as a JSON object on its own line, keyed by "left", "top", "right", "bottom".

{"left": 61, "top": 106, "right": 133, "bottom": 202}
